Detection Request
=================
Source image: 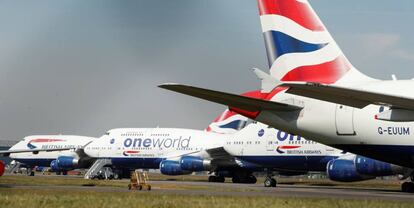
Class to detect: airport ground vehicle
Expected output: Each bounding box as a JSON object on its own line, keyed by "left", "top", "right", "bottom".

{"left": 128, "top": 170, "right": 151, "bottom": 191}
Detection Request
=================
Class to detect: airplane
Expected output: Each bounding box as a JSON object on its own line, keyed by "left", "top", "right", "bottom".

{"left": 82, "top": 101, "right": 410, "bottom": 187}
{"left": 0, "top": 135, "right": 96, "bottom": 175}
{"left": 159, "top": 0, "right": 414, "bottom": 192}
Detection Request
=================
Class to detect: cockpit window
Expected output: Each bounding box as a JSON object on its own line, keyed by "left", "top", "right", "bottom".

{"left": 105, "top": 132, "right": 110, "bottom": 135}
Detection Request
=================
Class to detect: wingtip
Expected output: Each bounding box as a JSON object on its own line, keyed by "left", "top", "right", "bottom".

{"left": 158, "top": 83, "right": 181, "bottom": 89}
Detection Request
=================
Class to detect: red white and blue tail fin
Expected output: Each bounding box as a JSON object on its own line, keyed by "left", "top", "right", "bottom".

{"left": 258, "top": 0, "right": 373, "bottom": 84}
{"left": 205, "top": 109, "right": 249, "bottom": 134}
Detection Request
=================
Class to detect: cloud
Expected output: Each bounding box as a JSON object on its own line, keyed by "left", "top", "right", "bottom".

{"left": 348, "top": 33, "right": 414, "bottom": 62}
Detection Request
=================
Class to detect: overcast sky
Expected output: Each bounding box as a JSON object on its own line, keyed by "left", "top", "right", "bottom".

{"left": 0, "top": 0, "right": 413, "bottom": 140}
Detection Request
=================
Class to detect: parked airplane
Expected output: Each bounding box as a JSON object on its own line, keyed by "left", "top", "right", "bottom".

{"left": 0, "top": 135, "right": 96, "bottom": 175}
{"left": 159, "top": 0, "right": 414, "bottom": 192}
{"left": 82, "top": 102, "right": 410, "bottom": 187}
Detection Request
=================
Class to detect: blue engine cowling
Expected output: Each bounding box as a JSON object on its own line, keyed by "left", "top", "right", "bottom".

{"left": 354, "top": 156, "right": 395, "bottom": 176}
{"left": 160, "top": 160, "right": 191, "bottom": 176}
{"left": 327, "top": 159, "right": 375, "bottom": 182}
{"left": 50, "top": 160, "right": 60, "bottom": 172}
{"left": 56, "top": 156, "right": 78, "bottom": 169}
{"left": 180, "top": 156, "right": 211, "bottom": 172}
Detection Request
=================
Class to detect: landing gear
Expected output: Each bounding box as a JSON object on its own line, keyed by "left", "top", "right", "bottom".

{"left": 264, "top": 177, "right": 277, "bottom": 187}
{"left": 208, "top": 175, "right": 225, "bottom": 183}
{"left": 401, "top": 182, "right": 414, "bottom": 193}
{"left": 401, "top": 175, "right": 414, "bottom": 193}
{"left": 27, "top": 168, "right": 35, "bottom": 176}
{"left": 264, "top": 171, "right": 276, "bottom": 187}
{"left": 231, "top": 172, "right": 257, "bottom": 184}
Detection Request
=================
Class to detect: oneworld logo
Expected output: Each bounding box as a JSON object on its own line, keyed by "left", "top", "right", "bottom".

{"left": 124, "top": 136, "right": 191, "bottom": 149}
{"left": 110, "top": 138, "right": 115, "bottom": 144}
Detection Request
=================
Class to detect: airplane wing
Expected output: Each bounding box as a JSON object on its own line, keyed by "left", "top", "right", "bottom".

{"left": 159, "top": 83, "right": 302, "bottom": 112}
{"left": 282, "top": 82, "right": 414, "bottom": 110}
{"left": 0, "top": 148, "right": 73, "bottom": 156}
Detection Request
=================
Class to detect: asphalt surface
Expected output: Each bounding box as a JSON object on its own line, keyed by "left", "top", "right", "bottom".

{"left": 2, "top": 179, "right": 414, "bottom": 201}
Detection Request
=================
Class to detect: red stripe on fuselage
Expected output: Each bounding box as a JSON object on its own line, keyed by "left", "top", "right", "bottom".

{"left": 281, "top": 55, "right": 351, "bottom": 84}
{"left": 279, "top": 145, "right": 301, "bottom": 149}
{"left": 29, "top": 139, "right": 65, "bottom": 143}
{"left": 125, "top": 151, "right": 140, "bottom": 154}
{"left": 258, "top": 0, "right": 324, "bottom": 31}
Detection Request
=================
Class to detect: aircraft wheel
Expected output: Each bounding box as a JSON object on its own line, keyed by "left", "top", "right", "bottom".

{"left": 232, "top": 176, "right": 241, "bottom": 183}
{"left": 401, "top": 182, "right": 414, "bottom": 193}
{"left": 248, "top": 175, "right": 257, "bottom": 184}
{"left": 264, "top": 177, "right": 277, "bottom": 187}
{"left": 270, "top": 178, "right": 277, "bottom": 187}
{"left": 216, "top": 176, "right": 225, "bottom": 183}
{"left": 264, "top": 178, "right": 272, "bottom": 187}
{"left": 208, "top": 176, "right": 216, "bottom": 182}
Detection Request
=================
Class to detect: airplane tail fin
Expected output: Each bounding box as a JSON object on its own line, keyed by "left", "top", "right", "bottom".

{"left": 258, "top": 0, "right": 373, "bottom": 84}
{"left": 205, "top": 109, "right": 248, "bottom": 134}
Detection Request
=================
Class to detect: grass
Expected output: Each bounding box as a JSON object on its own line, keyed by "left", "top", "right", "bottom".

{"left": 0, "top": 189, "right": 414, "bottom": 208}
{"left": 0, "top": 189, "right": 413, "bottom": 208}
{"left": 0, "top": 175, "right": 411, "bottom": 208}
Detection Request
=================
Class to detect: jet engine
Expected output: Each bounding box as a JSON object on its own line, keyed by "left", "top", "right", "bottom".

{"left": 327, "top": 155, "right": 410, "bottom": 182}
{"left": 180, "top": 156, "right": 211, "bottom": 172}
{"left": 159, "top": 160, "right": 191, "bottom": 176}
{"left": 354, "top": 155, "right": 407, "bottom": 176}
{"left": 50, "top": 160, "right": 60, "bottom": 172}
{"left": 327, "top": 159, "right": 375, "bottom": 182}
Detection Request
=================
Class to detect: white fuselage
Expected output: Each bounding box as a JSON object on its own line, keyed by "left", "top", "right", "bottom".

{"left": 85, "top": 124, "right": 344, "bottom": 172}
{"left": 256, "top": 80, "right": 414, "bottom": 167}
{"left": 9, "top": 135, "right": 96, "bottom": 167}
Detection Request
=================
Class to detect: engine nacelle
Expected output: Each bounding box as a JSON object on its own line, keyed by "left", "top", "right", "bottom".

{"left": 56, "top": 156, "right": 79, "bottom": 169}
{"left": 327, "top": 159, "right": 375, "bottom": 182}
{"left": 160, "top": 160, "right": 191, "bottom": 176}
{"left": 0, "top": 160, "right": 4, "bottom": 177}
{"left": 354, "top": 156, "right": 400, "bottom": 176}
{"left": 180, "top": 156, "right": 211, "bottom": 172}
{"left": 50, "top": 160, "right": 60, "bottom": 172}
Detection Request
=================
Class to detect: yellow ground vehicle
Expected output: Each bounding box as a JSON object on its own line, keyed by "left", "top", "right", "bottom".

{"left": 128, "top": 170, "right": 151, "bottom": 191}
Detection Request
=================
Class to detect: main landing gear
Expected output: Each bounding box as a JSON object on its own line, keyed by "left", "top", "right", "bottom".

{"left": 27, "top": 168, "right": 35, "bottom": 176}
{"left": 401, "top": 176, "right": 414, "bottom": 193}
{"left": 231, "top": 172, "right": 257, "bottom": 184}
{"left": 208, "top": 175, "right": 225, "bottom": 183}
{"left": 264, "top": 172, "right": 277, "bottom": 187}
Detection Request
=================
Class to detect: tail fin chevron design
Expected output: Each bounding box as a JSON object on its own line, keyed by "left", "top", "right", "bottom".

{"left": 205, "top": 109, "right": 248, "bottom": 134}
{"left": 258, "top": 0, "right": 371, "bottom": 84}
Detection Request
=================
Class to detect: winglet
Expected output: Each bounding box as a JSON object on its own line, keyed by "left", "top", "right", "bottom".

{"left": 252, "top": 68, "right": 280, "bottom": 93}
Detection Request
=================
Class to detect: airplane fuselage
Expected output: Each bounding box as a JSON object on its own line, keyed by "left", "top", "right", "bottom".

{"left": 256, "top": 80, "right": 414, "bottom": 167}
{"left": 85, "top": 125, "right": 343, "bottom": 173}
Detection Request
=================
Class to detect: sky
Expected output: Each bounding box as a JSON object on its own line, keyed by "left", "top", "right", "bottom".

{"left": 0, "top": 0, "right": 413, "bottom": 140}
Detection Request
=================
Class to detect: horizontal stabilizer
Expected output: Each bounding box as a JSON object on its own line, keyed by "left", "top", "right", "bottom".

{"left": 282, "top": 83, "right": 414, "bottom": 111}
{"left": 159, "top": 83, "right": 302, "bottom": 112}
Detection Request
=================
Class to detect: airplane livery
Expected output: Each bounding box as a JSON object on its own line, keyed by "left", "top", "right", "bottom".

{"left": 160, "top": 0, "right": 414, "bottom": 192}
